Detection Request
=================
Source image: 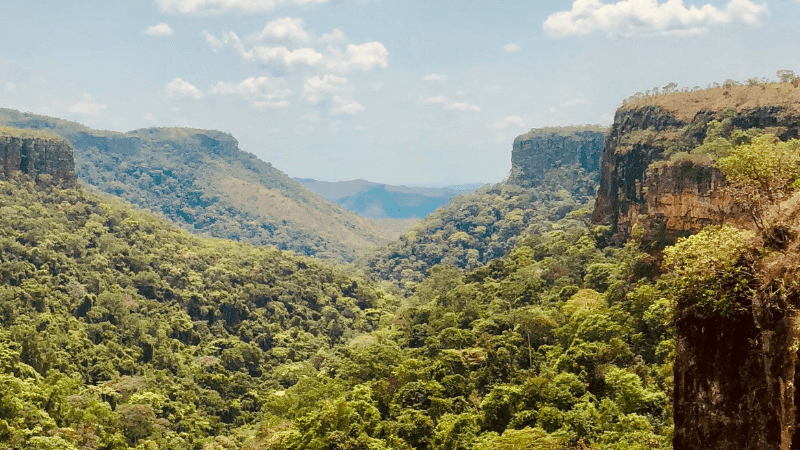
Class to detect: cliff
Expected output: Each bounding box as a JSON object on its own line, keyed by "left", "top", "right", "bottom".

{"left": 508, "top": 125, "right": 606, "bottom": 187}
{"left": 0, "top": 126, "right": 77, "bottom": 187}
{"left": 592, "top": 84, "right": 800, "bottom": 241}
{"left": 591, "top": 83, "right": 800, "bottom": 450}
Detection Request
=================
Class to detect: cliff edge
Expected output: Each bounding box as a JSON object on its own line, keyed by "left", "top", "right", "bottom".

{"left": 0, "top": 126, "right": 77, "bottom": 187}
{"left": 592, "top": 83, "right": 800, "bottom": 242}
{"left": 508, "top": 125, "right": 606, "bottom": 187}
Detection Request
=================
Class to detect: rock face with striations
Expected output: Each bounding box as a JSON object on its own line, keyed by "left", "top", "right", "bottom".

{"left": 591, "top": 84, "right": 800, "bottom": 450}
{"left": 592, "top": 89, "right": 800, "bottom": 240}
{"left": 508, "top": 125, "right": 606, "bottom": 187}
{"left": 0, "top": 128, "right": 77, "bottom": 187}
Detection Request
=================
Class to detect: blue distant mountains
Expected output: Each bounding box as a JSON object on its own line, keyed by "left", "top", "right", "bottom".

{"left": 293, "top": 178, "right": 485, "bottom": 219}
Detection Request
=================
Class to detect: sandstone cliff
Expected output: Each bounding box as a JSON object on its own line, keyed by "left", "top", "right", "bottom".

{"left": 508, "top": 125, "right": 606, "bottom": 187}
{"left": 591, "top": 83, "right": 800, "bottom": 450}
{"left": 592, "top": 85, "right": 800, "bottom": 241}
{"left": 0, "top": 127, "right": 76, "bottom": 187}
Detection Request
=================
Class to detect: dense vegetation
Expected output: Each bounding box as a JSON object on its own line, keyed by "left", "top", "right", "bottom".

{"left": 358, "top": 164, "right": 599, "bottom": 290}
{"left": 0, "top": 176, "right": 391, "bottom": 449}
{"left": 0, "top": 109, "right": 400, "bottom": 262}
{"left": 0, "top": 169, "right": 679, "bottom": 449}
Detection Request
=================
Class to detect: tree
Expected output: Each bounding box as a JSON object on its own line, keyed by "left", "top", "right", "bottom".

{"left": 716, "top": 135, "right": 800, "bottom": 229}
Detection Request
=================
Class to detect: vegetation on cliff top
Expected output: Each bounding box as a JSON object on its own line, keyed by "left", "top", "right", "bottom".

{"left": 621, "top": 71, "right": 800, "bottom": 121}
{"left": 0, "top": 125, "right": 68, "bottom": 144}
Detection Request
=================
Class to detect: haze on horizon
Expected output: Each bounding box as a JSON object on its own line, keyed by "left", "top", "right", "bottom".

{"left": 1, "top": 0, "right": 797, "bottom": 186}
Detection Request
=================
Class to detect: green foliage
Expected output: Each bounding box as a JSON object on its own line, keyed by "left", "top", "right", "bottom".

{"left": 716, "top": 135, "right": 800, "bottom": 229}
{"left": 359, "top": 170, "right": 599, "bottom": 290}
{"left": 664, "top": 224, "right": 756, "bottom": 317}
{"left": 0, "top": 108, "right": 397, "bottom": 262}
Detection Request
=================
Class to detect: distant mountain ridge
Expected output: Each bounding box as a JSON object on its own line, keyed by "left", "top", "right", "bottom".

{"left": 293, "top": 178, "right": 484, "bottom": 219}
{"left": 0, "top": 108, "right": 401, "bottom": 262}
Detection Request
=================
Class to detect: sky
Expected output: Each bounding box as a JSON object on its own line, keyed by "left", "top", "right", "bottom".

{"left": 1, "top": 0, "right": 798, "bottom": 186}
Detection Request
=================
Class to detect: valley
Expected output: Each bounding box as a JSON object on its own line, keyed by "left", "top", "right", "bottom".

{"left": 2, "top": 75, "right": 800, "bottom": 450}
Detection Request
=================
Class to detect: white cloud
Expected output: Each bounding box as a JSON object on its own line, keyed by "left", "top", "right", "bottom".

{"left": 210, "top": 76, "right": 292, "bottom": 108}
{"left": 68, "top": 94, "right": 107, "bottom": 116}
{"left": 330, "top": 96, "right": 364, "bottom": 115}
{"left": 165, "top": 77, "right": 204, "bottom": 100}
{"left": 4, "top": 82, "right": 15, "bottom": 92}
{"left": 201, "top": 30, "right": 225, "bottom": 51}
{"left": 490, "top": 116, "right": 526, "bottom": 130}
{"left": 503, "top": 43, "right": 521, "bottom": 53}
{"left": 544, "top": 0, "right": 769, "bottom": 38}
{"left": 249, "top": 45, "right": 324, "bottom": 69}
{"left": 326, "top": 42, "right": 389, "bottom": 72}
{"left": 445, "top": 102, "right": 481, "bottom": 112}
{"left": 302, "top": 74, "right": 348, "bottom": 103}
{"left": 144, "top": 23, "right": 175, "bottom": 36}
{"left": 156, "top": 0, "right": 329, "bottom": 15}
{"left": 205, "top": 26, "right": 388, "bottom": 73}
{"left": 423, "top": 73, "right": 447, "bottom": 82}
{"left": 321, "top": 29, "right": 346, "bottom": 44}
{"left": 251, "top": 17, "right": 309, "bottom": 42}
{"left": 422, "top": 95, "right": 449, "bottom": 104}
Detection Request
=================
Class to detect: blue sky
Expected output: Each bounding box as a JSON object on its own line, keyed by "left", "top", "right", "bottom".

{"left": 1, "top": 0, "right": 798, "bottom": 185}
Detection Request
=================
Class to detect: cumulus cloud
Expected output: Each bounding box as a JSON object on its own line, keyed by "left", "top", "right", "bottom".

{"left": 423, "top": 73, "right": 447, "bottom": 82}
{"left": 201, "top": 30, "right": 225, "bottom": 51}
{"left": 251, "top": 17, "right": 309, "bottom": 42}
{"left": 165, "top": 77, "right": 204, "bottom": 100}
{"left": 302, "top": 74, "right": 348, "bottom": 103}
{"left": 210, "top": 76, "right": 292, "bottom": 108}
{"left": 330, "top": 96, "right": 364, "bottom": 115}
{"left": 68, "top": 94, "right": 107, "bottom": 116}
{"left": 544, "top": 0, "right": 769, "bottom": 38}
{"left": 203, "top": 27, "right": 386, "bottom": 72}
{"left": 249, "top": 46, "right": 324, "bottom": 69}
{"left": 144, "top": 23, "right": 175, "bottom": 36}
{"left": 325, "top": 42, "right": 389, "bottom": 72}
{"left": 4, "top": 82, "right": 15, "bottom": 92}
{"left": 490, "top": 116, "right": 525, "bottom": 130}
{"left": 444, "top": 102, "right": 482, "bottom": 112}
{"left": 156, "top": 0, "right": 329, "bottom": 15}
{"left": 503, "top": 43, "right": 521, "bottom": 53}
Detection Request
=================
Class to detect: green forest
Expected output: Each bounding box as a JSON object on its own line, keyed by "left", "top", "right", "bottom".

{"left": 3, "top": 76, "right": 800, "bottom": 449}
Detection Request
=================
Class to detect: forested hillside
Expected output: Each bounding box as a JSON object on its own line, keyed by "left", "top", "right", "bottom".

{"left": 0, "top": 173, "right": 394, "bottom": 449}
{"left": 0, "top": 172, "right": 674, "bottom": 449}
{"left": 359, "top": 126, "right": 606, "bottom": 290}
{"left": 0, "top": 109, "right": 401, "bottom": 262}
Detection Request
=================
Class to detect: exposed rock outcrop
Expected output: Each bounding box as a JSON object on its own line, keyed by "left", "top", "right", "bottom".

{"left": 0, "top": 129, "right": 77, "bottom": 187}
{"left": 592, "top": 102, "right": 800, "bottom": 240}
{"left": 508, "top": 125, "right": 606, "bottom": 187}
{"left": 591, "top": 84, "right": 800, "bottom": 450}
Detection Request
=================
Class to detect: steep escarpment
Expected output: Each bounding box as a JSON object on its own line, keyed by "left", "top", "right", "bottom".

{"left": 592, "top": 84, "right": 800, "bottom": 240}
{"left": 508, "top": 125, "right": 606, "bottom": 187}
{"left": 0, "top": 126, "right": 76, "bottom": 187}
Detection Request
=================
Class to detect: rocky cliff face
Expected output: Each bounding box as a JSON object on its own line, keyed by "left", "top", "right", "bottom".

{"left": 591, "top": 85, "right": 800, "bottom": 450}
{"left": 508, "top": 125, "right": 606, "bottom": 187}
{"left": 0, "top": 131, "right": 77, "bottom": 187}
{"left": 592, "top": 103, "right": 800, "bottom": 240}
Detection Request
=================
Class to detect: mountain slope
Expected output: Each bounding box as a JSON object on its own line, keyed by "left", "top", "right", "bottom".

{"left": 359, "top": 126, "right": 607, "bottom": 289}
{"left": 0, "top": 108, "right": 401, "bottom": 262}
{"left": 294, "top": 178, "right": 483, "bottom": 218}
